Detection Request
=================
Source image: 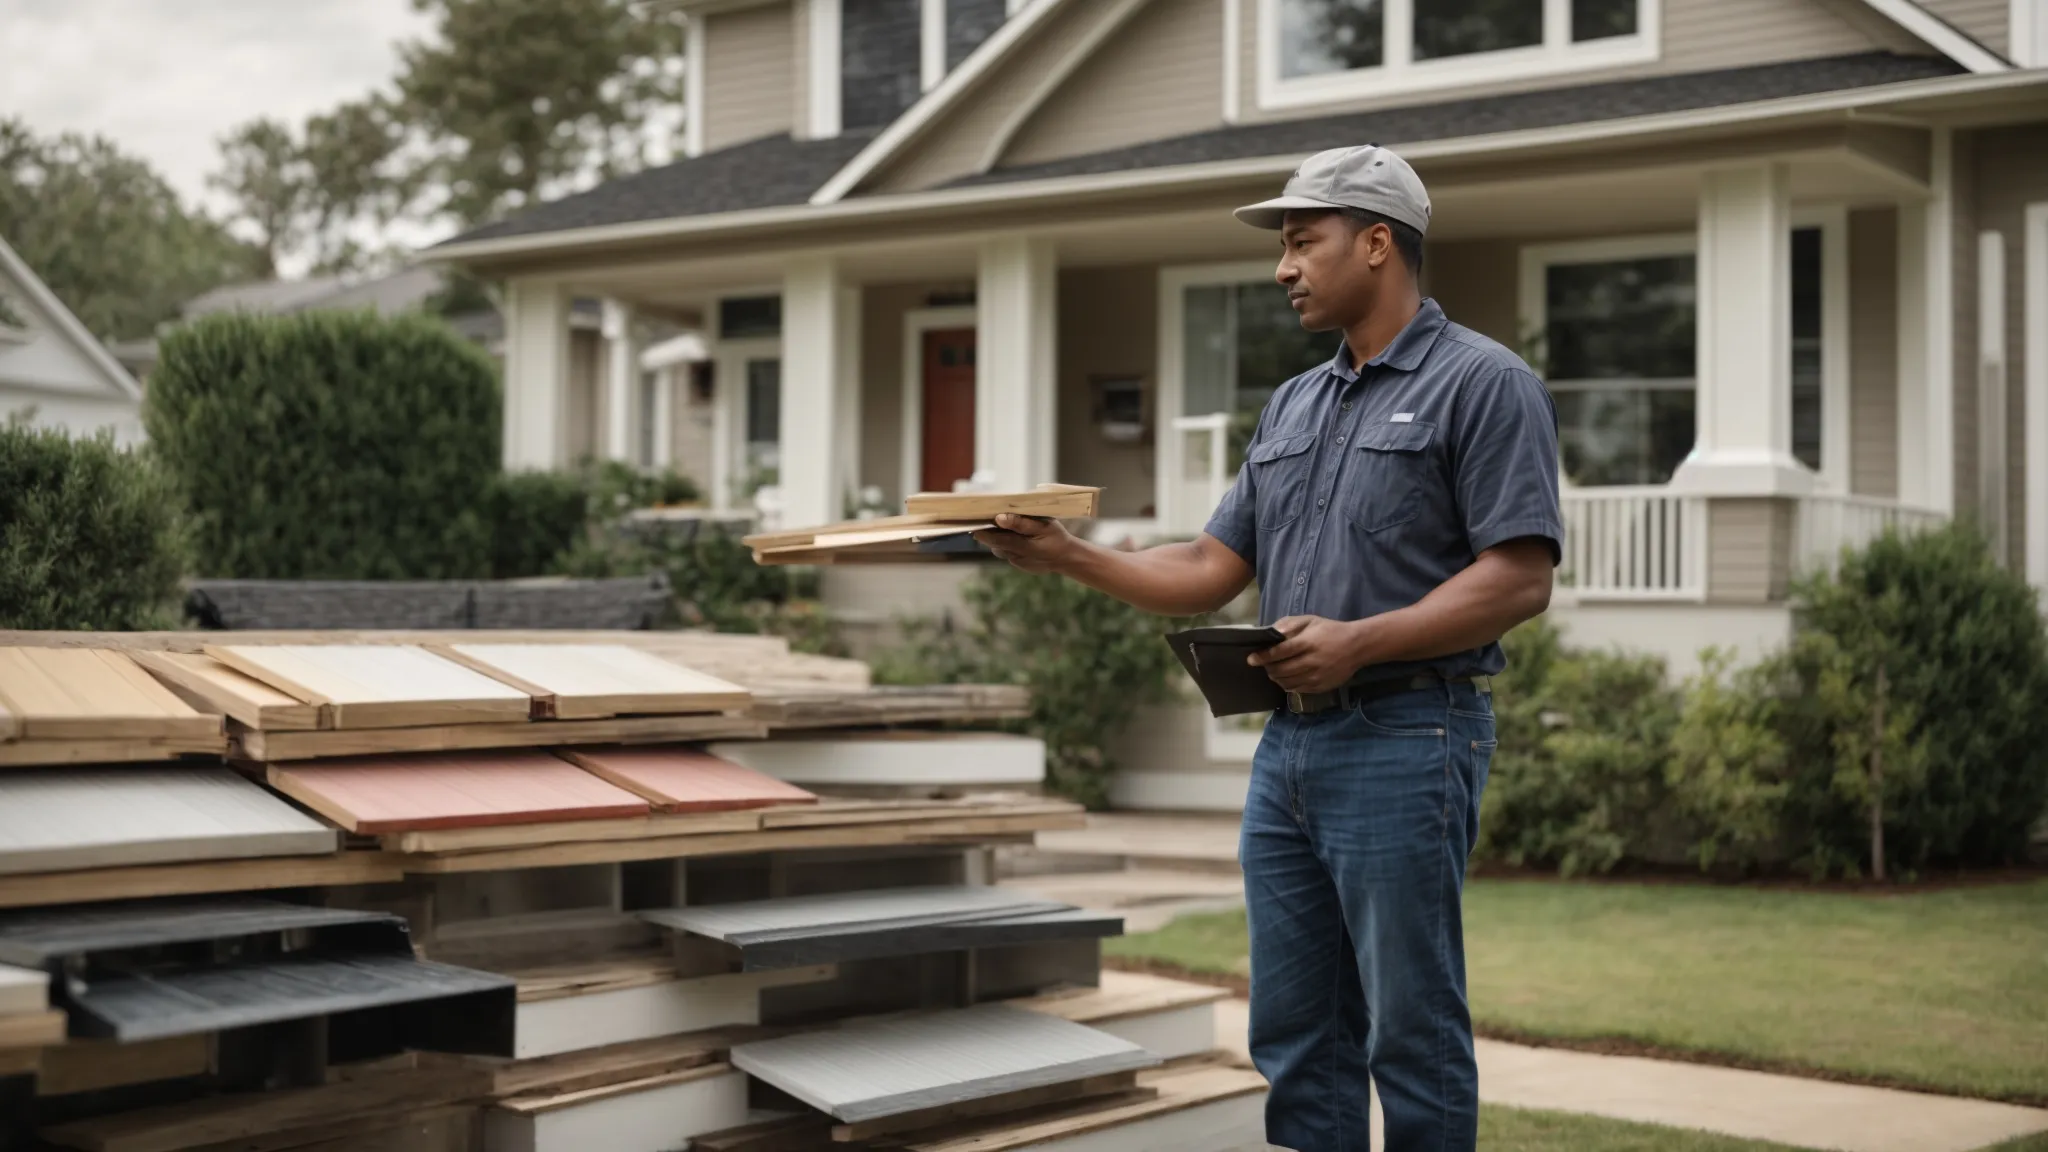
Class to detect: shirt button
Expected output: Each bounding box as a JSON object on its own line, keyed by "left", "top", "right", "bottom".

{"left": 1317, "top": 498, "right": 1326, "bottom": 508}
{"left": 1337, "top": 436, "right": 1347, "bottom": 445}
{"left": 1342, "top": 402, "right": 1353, "bottom": 411}
{"left": 1297, "top": 576, "right": 1306, "bottom": 585}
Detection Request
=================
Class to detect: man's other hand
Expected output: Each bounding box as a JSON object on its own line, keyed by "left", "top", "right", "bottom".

{"left": 974, "top": 514, "right": 1078, "bottom": 574}
{"left": 1248, "top": 615, "right": 1366, "bottom": 693}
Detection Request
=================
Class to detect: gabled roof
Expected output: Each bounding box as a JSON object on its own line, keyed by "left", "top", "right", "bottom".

{"left": 957, "top": 52, "right": 1965, "bottom": 188}
{"left": 1856, "top": 0, "right": 2011, "bottom": 72}
{"left": 0, "top": 233, "right": 142, "bottom": 402}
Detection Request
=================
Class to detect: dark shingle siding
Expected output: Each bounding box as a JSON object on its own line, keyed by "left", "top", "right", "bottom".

{"left": 843, "top": 0, "right": 924, "bottom": 131}
{"left": 947, "top": 0, "right": 1008, "bottom": 70}
{"left": 959, "top": 53, "right": 1964, "bottom": 187}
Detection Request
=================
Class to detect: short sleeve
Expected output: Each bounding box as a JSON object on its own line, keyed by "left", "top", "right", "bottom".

{"left": 1453, "top": 367, "right": 1564, "bottom": 565}
{"left": 1202, "top": 433, "right": 1260, "bottom": 567}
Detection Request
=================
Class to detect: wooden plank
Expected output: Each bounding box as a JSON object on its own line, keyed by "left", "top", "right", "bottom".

{"left": 642, "top": 886, "right": 1060, "bottom": 944}
{"left": 559, "top": 747, "right": 817, "bottom": 813}
{"left": 0, "top": 1009, "right": 63, "bottom": 1049}
{"left": 0, "top": 736, "right": 227, "bottom": 768}
{"left": 456, "top": 1027, "right": 766, "bottom": 1099}
{"left": 235, "top": 713, "right": 767, "bottom": 762}
{"left": 710, "top": 734, "right": 1046, "bottom": 789}
{"left": 757, "top": 796, "right": 1072, "bottom": 830}
{"left": 511, "top": 956, "right": 832, "bottom": 1006}
{"left": 37, "top": 1034, "right": 212, "bottom": 1097}
{"left": 0, "top": 767, "right": 338, "bottom": 876}
{"left": 742, "top": 513, "right": 943, "bottom": 552}
{"left": 38, "top": 1063, "right": 490, "bottom": 1152}
{"left": 385, "top": 807, "right": 762, "bottom": 855}
{"left": 186, "top": 1105, "right": 477, "bottom": 1152}
{"left": 0, "top": 852, "right": 402, "bottom": 911}
{"left": 204, "top": 645, "right": 531, "bottom": 729}
{"left": 265, "top": 751, "right": 649, "bottom": 834}
{"left": 0, "top": 698, "right": 15, "bottom": 741}
{"left": 0, "top": 962, "right": 47, "bottom": 1014}
{"left": 129, "top": 651, "right": 320, "bottom": 731}
{"left": 0, "top": 649, "right": 222, "bottom": 741}
{"left": 433, "top": 644, "right": 752, "bottom": 720}
{"left": 398, "top": 811, "right": 1087, "bottom": 874}
{"left": 495, "top": 1061, "right": 734, "bottom": 1115}
{"left": 894, "top": 1064, "right": 1267, "bottom": 1152}
{"left": 1012, "top": 971, "right": 1230, "bottom": 1026}
{"left": 831, "top": 1071, "right": 1148, "bottom": 1142}
{"left": 903, "top": 485, "right": 1100, "bottom": 521}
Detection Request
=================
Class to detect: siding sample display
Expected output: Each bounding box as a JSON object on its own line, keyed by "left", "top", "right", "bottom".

{"left": 709, "top": 733, "right": 1045, "bottom": 787}
{"left": 558, "top": 746, "right": 817, "bottom": 813}
{"left": 0, "top": 767, "right": 337, "bottom": 876}
{"left": 128, "top": 650, "right": 321, "bottom": 730}
{"left": 265, "top": 750, "right": 650, "bottom": 834}
{"left": 204, "top": 644, "right": 532, "bottom": 729}
{"left": 0, "top": 648, "right": 223, "bottom": 741}
{"left": 434, "top": 644, "right": 752, "bottom": 720}
{"left": 729, "top": 1003, "right": 1160, "bottom": 1122}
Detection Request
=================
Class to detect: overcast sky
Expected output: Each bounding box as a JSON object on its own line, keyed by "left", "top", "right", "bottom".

{"left": 0, "top": 0, "right": 432, "bottom": 213}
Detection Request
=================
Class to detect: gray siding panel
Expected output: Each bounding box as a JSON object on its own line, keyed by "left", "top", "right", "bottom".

{"left": 1850, "top": 207, "right": 1900, "bottom": 498}
{"left": 705, "top": 3, "right": 798, "bottom": 152}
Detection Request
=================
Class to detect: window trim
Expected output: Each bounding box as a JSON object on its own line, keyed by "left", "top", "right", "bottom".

{"left": 1518, "top": 213, "right": 1850, "bottom": 492}
{"left": 1157, "top": 259, "right": 1288, "bottom": 531}
{"left": 1256, "top": 0, "right": 1661, "bottom": 112}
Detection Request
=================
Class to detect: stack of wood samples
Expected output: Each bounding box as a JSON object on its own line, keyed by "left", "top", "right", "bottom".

{"left": 430, "top": 643, "right": 751, "bottom": 719}
{"left": 0, "top": 648, "right": 225, "bottom": 766}
{"left": 745, "top": 485, "right": 1101, "bottom": 565}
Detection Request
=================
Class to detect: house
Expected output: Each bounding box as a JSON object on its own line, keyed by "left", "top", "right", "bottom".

{"left": 0, "top": 234, "right": 146, "bottom": 446}
{"left": 428, "top": 0, "right": 2048, "bottom": 810}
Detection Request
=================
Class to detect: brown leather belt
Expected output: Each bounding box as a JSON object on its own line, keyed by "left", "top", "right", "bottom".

{"left": 1284, "top": 675, "right": 1473, "bottom": 715}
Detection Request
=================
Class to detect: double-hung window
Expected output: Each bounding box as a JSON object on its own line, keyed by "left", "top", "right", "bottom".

{"left": 814, "top": 0, "right": 1013, "bottom": 136}
{"left": 1260, "top": 0, "right": 1658, "bottom": 109}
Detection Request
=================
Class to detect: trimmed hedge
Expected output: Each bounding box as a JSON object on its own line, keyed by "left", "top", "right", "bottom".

{"left": 145, "top": 309, "right": 501, "bottom": 580}
{"left": 0, "top": 420, "right": 186, "bottom": 629}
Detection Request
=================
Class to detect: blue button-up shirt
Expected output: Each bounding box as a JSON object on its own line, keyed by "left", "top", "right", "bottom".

{"left": 1203, "top": 298, "right": 1563, "bottom": 683}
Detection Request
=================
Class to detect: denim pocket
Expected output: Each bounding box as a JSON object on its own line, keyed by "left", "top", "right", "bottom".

{"left": 1343, "top": 421, "right": 1434, "bottom": 533}
{"left": 1353, "top": 691, "right": 1448, "bottom": 738}
{"left": 1248, "top": 432, "right": 1317, "bottom": 532}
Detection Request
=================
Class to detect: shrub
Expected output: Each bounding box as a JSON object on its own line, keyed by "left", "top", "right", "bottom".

{"left": 487, "top": 470, "right": 591, "bottom": 579}
{"left": 0, "top": 419, "right": 186, "bottom": 629}
{"left": 146, "top": 309, "right": 501, "bottom": 579}
{"left": 1666, "top": 651, "right": 1792, "bottom": 872}
{"left": 1774, "top": 522, "right": 2048, "bottom": 874}
{"left": 874, "top": 566, "right": 1192, "bottom": 808}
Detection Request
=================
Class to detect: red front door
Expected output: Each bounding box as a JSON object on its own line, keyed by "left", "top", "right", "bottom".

{"left": 921, "top": 328, "right": 977, "bottom": 494}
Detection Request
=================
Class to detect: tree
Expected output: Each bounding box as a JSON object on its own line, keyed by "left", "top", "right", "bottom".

{"left": 210, "top": 118, "right": 310, "bottom": 278}
{"left": 299, "top": 98, "right": 413, "bottom": 274}
{"left": 0, "top": 117, "right": 259, "bottom": 342}
{"left": 391, "top": 0, "right": 687, "bottom": 227}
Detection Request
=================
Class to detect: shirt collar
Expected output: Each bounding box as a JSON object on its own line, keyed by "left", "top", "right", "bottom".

{"left": 1331, "top": 298, "right": 1449, "bottom": 380}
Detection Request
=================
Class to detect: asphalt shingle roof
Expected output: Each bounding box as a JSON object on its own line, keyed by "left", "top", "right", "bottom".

{"left": 960, "top": 53, "right": 1963, "bottom": 187}
{"left": 444, "top": 131, "right": 878, "bottom": 246}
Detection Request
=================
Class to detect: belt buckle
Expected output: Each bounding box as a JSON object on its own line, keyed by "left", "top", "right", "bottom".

{"left": 1285, "top": 690, "right": 1307, "bottom": 714}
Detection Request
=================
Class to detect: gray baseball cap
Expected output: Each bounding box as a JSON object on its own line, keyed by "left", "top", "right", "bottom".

{"left": 1235, "top": 144, "right": 1431, "bottom": 234}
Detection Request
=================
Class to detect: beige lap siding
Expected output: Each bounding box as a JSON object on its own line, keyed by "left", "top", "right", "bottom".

{"left": 1850, "top": 207, "right": 1901, "bottom": 500}
{"left": 1707, "top": 498, "right": 1796, "bottom": 604}
{"left": 1000, "top": 0, "right": 1226, "bottom": 171}
{"left": 1916, "top": 0, "right": 2012, "bottom": 56}
{"left": 1058, "top": 267, "right": 1159, "bottom": 520}
{"left": 704, "top": 2, "right": 796, "bottom": 152}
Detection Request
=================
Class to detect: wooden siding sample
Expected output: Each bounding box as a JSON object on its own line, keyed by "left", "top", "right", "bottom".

{"left": 485, "top": 1065, "right": 750, "bottom": 1152}
{"left": 129, "top": 650, "right": 320, "bottom": 731}
{"left": 266, "top": 750, "right": 650, "bottom": 834}
{"left": 709, "top": 732, "right": 1046, "bottom": 787}
{"left": 0, "top": 962, "right": 47, "bottom": 1015}
{"left": 894, "top": 1062, "right": 1268, "bottom": 1152}
{"left": 234, "top": 712, "right": 768, "bottom": 762}
{"left": 641, "top": 885, "right": 1062, "bottom": 943}
{"left": 0, "top": 853, "right": 402, "bottom": 912}
{"left": 203, "top": 645, "right": 531, "bottom": 729}
{"left": 735, "top": 908, "right": 1123, "bottom": 971}
{"left": 902, "top": 483, "right": 1100, "bottom": 520}
{"left": 558, "top": 746, "right": 816, "bottom": 813}
{"left": 0, "top": 898, "right": 389, "bottom": 964}
{"left": 0, "top": 649, "right": 222, "bottom": 741}
{"left": 728, "top": 1003, "right": 1160, "bottom": 1123}
{"left": 434, "top": 644, "right": 751, "bottom": 720}
{"left": 0, "top": 768, "right": 337, "bottom": 877}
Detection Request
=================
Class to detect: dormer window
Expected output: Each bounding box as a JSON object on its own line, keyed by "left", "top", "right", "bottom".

{"left": 1260, "top": 0, "right": 1657, "bottom": 110}
{"left": 809, "top": 0, "right": 1016, "bottom": 137}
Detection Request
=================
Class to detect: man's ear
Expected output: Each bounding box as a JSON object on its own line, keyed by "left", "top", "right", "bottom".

{"left": 1360, "top": 222, "right": 1391, "bottom": 270}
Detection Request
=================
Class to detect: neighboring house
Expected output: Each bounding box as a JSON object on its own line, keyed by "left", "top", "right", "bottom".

{"left": 430, "top": 0, "right": 2048, "bottom": 810}
{"left": 0, "top": 234, "right": 145, "bottom": 446}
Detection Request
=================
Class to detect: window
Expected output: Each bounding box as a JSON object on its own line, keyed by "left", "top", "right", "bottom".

{"left": 1261, "top": 0, "right": 1656, "bottom": 109}
{"left": 1523, "top": 224, "right": 1838, "bottom": 489}
{"left": 745, "top": 358, "right": 782, "bottom": 463}
{"left": 719, "top": 296, "right": 782, "bottom": 339}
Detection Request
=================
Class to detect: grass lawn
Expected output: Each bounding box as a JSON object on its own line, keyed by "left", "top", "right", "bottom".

{"left": 1104, "top": 877, "right": 2048, "bottom": 1103}
{"left": 1479, "top": 1106, "right": 1807, "bottom": 1151}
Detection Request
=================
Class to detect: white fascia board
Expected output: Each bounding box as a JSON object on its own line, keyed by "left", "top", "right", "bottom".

{"left": 1857, "top": 0, "right": 2013, "bottom": 72}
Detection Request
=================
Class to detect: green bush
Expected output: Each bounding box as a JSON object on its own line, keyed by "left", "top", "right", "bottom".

{"left": 145, "top": 309, "right": 501, "bottom": 579}
{"left": 488, "top": 470, "right": 591, "bottom": 579}
{"left": 874, "top": 566, "right": 1192, "bottom": 808}
{"left": 0, "top": 419, "right": 186, "bottom": 629}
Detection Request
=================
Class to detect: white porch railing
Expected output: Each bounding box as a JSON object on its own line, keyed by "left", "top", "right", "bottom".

{"left": 1559, "top": 487, "right": 1708, "bottom": 601}
{"left": 1794, "top": 494, "right": 1946, "bottom": 575}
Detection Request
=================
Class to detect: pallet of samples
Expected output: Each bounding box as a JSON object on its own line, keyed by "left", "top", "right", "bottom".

{"left": 640, "top": 886, "right": 1121, "bottom": 971}
{"left": 0, "top": 648, "right": 225, "bottom": 767}
{"left": 746, "top": 485, "right": 1101, "bottom": 566}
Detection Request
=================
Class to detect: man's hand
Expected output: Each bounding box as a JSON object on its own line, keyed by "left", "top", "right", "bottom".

{"left": 1247, "top": 615, "right": 1370, "bottom": 693}
{"left": 973, "top": 514, "right": 1080, "bottom": 575}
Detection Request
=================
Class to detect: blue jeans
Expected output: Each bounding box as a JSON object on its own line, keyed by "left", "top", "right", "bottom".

{"left": 1240, "top": 681, "right": 1496, "bottom": 1152}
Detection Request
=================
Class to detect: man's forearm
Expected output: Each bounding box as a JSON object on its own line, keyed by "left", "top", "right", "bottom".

{"left": 1056, "top": 538, "right": 1246, "bottom": 617}
{"left": 1346, "top": 543, "right": 1553, "bottom": 669}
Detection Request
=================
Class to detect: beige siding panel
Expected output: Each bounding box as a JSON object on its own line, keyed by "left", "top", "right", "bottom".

{"left": 704, "top": 3, "right": 796, "bottom": 152}
{"left": 1058, "top": 266, "right": 1158, "bottom": 519}
{"left": 1918, "top": 0, "right": 2010, "bottom": 54}
{"left": 1849, "top": 207, "right": 1900, "bottom": 499}
{"left": 1707, "top": 498, "right": 1794, "bottom": 604}
{"left": 566, "top": 328, "right": 603, "bottom": 465}
{"left": 871, "top": 1, "right": 1152, "bottom": 193}
{"left": 1238, "top": 0, "right": 1926, "bottom": 124}
{"left": 1969, "top": 125, "right": 2048, "bottom": 568}
{"left": 1001, "top": 0, "right": 1224, "bottom": 170}
{"left": 793, "top": 0, "right": 812, "bottom": 140}
{"left": 1425, "top": 240, "right": 1519, "bottom": 348}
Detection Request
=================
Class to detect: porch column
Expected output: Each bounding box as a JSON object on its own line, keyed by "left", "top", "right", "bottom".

{"left": 502, "top": 279, "right": 571, "bottom": 471}
{"left": 601, "top": 299, "right": 636, "bottom": 462}
{"left": 780, "top": 257, "right": 860, "bottom": 527}
{"left": 1671, "top": 162, "right": 1813, "bottom": 496}
{"left": 1895, "top": 127, "right": 1957, "bottom": 514}
{"left": 976, "top": 236, "right": 1058, "bottom": 490}
{"left": 651, "top": 368, "right": 676, "bottom": 469}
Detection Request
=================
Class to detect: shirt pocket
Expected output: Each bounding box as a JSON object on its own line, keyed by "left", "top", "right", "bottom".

{"left": 1247, "top": 432, "right": 1318, "bottom": 532}
{"left": 1343, "top": 421, "right": 1435, "bottom": 533}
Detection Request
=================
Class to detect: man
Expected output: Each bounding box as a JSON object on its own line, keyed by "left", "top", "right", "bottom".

{"left": 975, "top": 145, "right": 1562, "bottom": 1151}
